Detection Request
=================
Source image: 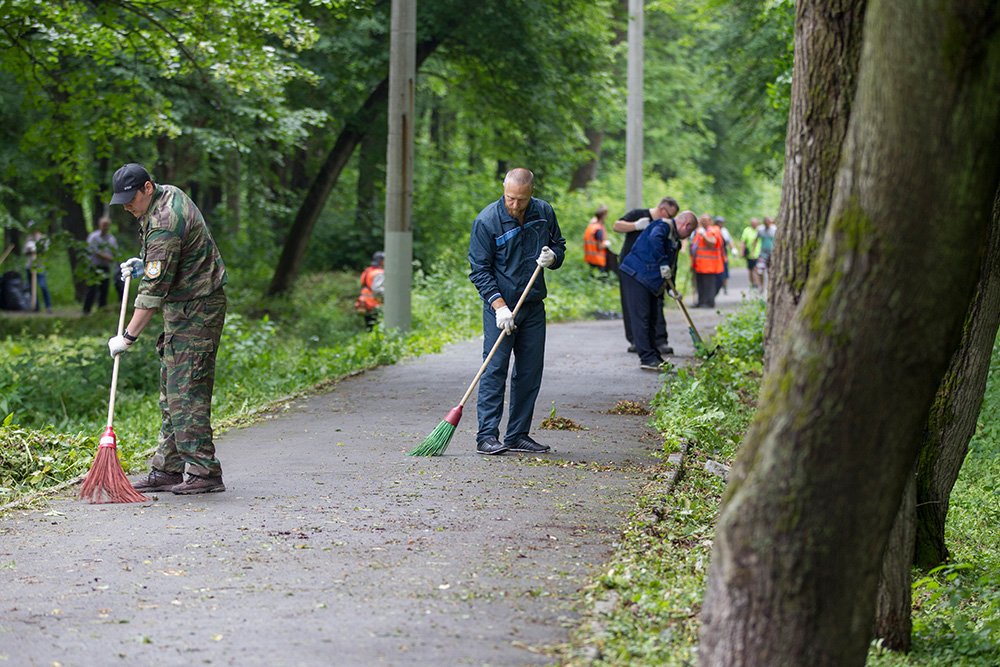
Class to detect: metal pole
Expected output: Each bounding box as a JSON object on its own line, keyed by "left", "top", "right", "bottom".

{"left": 383, "top": 0, "right": 416, "bottom": 331}
{"left": 625, "top": 0, "right": 644, "bottom": 210}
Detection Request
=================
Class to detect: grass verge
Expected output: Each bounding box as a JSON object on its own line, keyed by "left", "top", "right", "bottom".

{"left": 557, "top": 302, "right": 1000, "bottom": 666}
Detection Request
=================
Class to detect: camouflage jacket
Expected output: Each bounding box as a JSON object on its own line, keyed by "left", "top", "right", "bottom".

{"left": 134, "top": 184, "right": 227, "bottom": 311}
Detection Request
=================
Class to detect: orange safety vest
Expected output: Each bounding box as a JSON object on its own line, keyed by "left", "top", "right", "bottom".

{"left": 354, "top": 266, "right": 384, "bottom": 313}
{"left": 690, "top": 226, "right": 725, "bottom": 274}
{"left": 583, "top": 220, "right": 607, "bottom": 268}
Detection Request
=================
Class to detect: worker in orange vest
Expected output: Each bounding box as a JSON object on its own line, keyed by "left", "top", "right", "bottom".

{"left": 355, "top": 251, "right": 385, "bottom": 329}
{"left": 583, "top": 205, "right": 617, "bottom": 275}
{"left": 689, "top": 214, "right": 725, "bottom": 308}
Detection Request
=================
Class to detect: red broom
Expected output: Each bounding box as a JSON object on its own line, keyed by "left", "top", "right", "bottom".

{"left": 79, "top": 275, "right": 147, "bottom": 504}
{"left": 409, "top": 263, "right": 544, "bottom": 456}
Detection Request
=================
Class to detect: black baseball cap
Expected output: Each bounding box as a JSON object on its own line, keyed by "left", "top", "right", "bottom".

{"left": 110, "top": 163, "right": 152, "bottom": 205}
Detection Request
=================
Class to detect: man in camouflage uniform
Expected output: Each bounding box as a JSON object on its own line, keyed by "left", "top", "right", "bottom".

{"left": 107, "top": 163, "right": 228, "bottom": 495}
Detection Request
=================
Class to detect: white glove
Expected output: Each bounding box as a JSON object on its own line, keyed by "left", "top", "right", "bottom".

{"left": 633, "top": 217, "right": 650, "bottom": 231}
{"left": 108, "top": 335, "right": 133, "bottom": 358}
{"left": 495, "top": 305, "right": 515, "bottom": 335}
{"left": 537, "top": 246, "right": 556, "bottom": 268}
{"left": 120, "top": 257, "right": 143, "bottom": 281}
{"left": 660, "top": 265, "right": 672, "bottom": 279}
{"left": 602, "top": 239, "right": 612, "bottom": 248}
{"left": 370, "top": 272, "right": 385, "bottom": 296}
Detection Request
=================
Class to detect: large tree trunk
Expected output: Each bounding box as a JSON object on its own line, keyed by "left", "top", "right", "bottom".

{"left": 698, "top": 2, "right": 1000, "bottom": 665}
{"left": 914, "top": 187, "right": 1000, "bottom": 567}
{"left": 266, "top": 37, "right": 443, "bottom": 297}
{"left": 763, "top": 0, "right": 867, "bottom": 371}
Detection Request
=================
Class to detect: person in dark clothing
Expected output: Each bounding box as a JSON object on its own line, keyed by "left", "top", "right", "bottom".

{"left": 613, "top": 197, "right": 678, "bottom": 354}
{"left": 619, "top": 211, "right": 698, "bottom": 370}
{"left": 468, "top": 168, "right": 566, "bottom": 456}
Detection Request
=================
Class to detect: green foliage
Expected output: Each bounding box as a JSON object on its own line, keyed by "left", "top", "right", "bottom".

{"left": 650, "top": 298, "right": 764, "bottom": 457}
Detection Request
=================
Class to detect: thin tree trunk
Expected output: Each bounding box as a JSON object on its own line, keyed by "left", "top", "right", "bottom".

{"left": 699, "top": 2, "right": 1000, "bottom": 665}
{"left": 914, "top": 186, "right": 1000, "bottom": 568}
{"left": 874, "top": 188, "right": 1000, "bottom": 650}
{"left": 267, "top": 37, "right": 443, "bottom": 297}
{"left": 58, "top": 184, "right": 88, "bottom": 302}
{"left": 355, "top": 110, "right": 388, "bottom": 250}
{"left": 763, "top": 0, "right": 867, "bottom": 371}
{"left": 568, "top": 127, "right": 604, "bottom": 191}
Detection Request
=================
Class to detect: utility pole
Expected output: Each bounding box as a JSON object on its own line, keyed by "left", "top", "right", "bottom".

{"left": 383, "top": 0, "right": 416, "bottom": 331}
{"left": 626, "top": 0, "right": 644, "bottom": 210}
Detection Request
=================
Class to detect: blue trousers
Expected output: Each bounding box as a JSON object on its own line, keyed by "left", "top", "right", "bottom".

{"left": 621, "top": 273, "right": 662, "bottom": 365}
{"left": 477, "top": 300, "right": 546, "bottom": 445}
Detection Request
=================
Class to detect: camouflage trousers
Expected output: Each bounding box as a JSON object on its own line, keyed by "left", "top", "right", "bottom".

{"left": 150, "top": 289, "right": 227, "bottom": 478}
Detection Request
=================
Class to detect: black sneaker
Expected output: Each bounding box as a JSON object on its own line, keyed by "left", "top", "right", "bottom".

{"left": 132, "top": 469, "right": 183, "bottom": 492}
{"left": 639, "top": 358, "right": 665, "bottom": 371}
{"left": 507, "top": 435, "right": 551, "bottom": 453}
{"left": 171, "top": 474, "right": 226, "bottom": 495}
{"left": 477, "top": 436, "right": 510, "bottom": 456}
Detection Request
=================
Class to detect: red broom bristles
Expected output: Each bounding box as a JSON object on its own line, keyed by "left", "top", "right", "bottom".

{"left": 78, "top": 426, "right": 147, "bottom": 504}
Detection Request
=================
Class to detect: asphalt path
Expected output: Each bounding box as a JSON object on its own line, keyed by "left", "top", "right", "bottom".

{"left": 0, "top": 270, "right": 751, "bottom": 666}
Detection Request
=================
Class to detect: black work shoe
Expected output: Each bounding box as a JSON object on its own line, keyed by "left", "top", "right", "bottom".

{"left": 658, "top": 344, "right": 674, "bottom": 355}
{"left": 627, "top": 344, "right": 637, "bottom": 353}
{"left": 132, "top": 469, "right": 183, "bottom": 492}
{"left": 477, "top": 436, "right": 510, "bottom": 456}
{"left": 640, "top": 358, "right": 665, "bottom": 371}
{"left": 507, "top": 435, "right": 551, "bottom": 453}
{"left": 171, "top": 474, "right": 226, "bottom": 495}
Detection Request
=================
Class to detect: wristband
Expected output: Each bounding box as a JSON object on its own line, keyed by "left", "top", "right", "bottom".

{"left": 122, "top": 330, "right": 138, "bottom": 342}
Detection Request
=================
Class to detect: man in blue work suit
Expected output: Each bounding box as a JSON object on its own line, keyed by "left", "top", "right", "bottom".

{"left": 619, "top": 211, "right": 698, "bottom": 370}
{"left": 468, "top": 168, "right": 567, "bottom": 455}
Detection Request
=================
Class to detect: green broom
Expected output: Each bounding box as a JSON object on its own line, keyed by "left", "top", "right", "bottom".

{"left": 664, "top": 276, "right": 719, "bottom": 358}
{"left": 409, "top": 262, "right": 544, "bottom": 456}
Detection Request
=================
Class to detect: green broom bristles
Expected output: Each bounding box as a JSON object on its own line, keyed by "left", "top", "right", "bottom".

{"left": 408, "top": 419, "right": 456, "bottom": 456}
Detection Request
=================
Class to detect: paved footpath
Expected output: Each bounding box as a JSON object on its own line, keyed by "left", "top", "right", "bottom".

{"left": 1, "top": 272, "right": 751, "bottom": 667}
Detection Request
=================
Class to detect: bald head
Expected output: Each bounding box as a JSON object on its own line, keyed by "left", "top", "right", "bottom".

{"left": 502, "top": 168, "right": 535, "bottom": 222}
{"left": 503, "top": 168, "right": 534, "bottom": 188}
{"left": 675, "top": 210, "right": 698, "bottom": 238}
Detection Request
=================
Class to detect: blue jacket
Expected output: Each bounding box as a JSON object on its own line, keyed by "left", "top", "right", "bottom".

{"left": 619, "top": 218, "right": 681, "bottom": 294}
{"left": 469, "top": 197, "right": 566, "bottom": 307}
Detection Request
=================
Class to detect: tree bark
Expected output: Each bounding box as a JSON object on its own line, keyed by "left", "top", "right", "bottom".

{"left": 873, "top": 188, "right": 1000, "bottom": 649}
{"left": 874, "top": 470, "right": 915, "bottom": 651}
{"left": 698, "top": 2, "right": 1000, "bottom": 665}
{"left": 266, "top": 37, "right": 443, "bottom": 297}
{"left": 763, "top": 0, "right": 867, "bottom": 371}
{"left": 914, "top": 186, "right": 1000, "bottom": 568}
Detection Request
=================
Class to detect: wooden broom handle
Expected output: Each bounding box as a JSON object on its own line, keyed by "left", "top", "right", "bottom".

{"left": 0, "top": 243, "right": 14, "bottom": 268}
{"left": 458, "top": 262, "right": 545, "bottom": 407}
{"left": 107, "top": 275, "right": 132, "bottom": 427}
